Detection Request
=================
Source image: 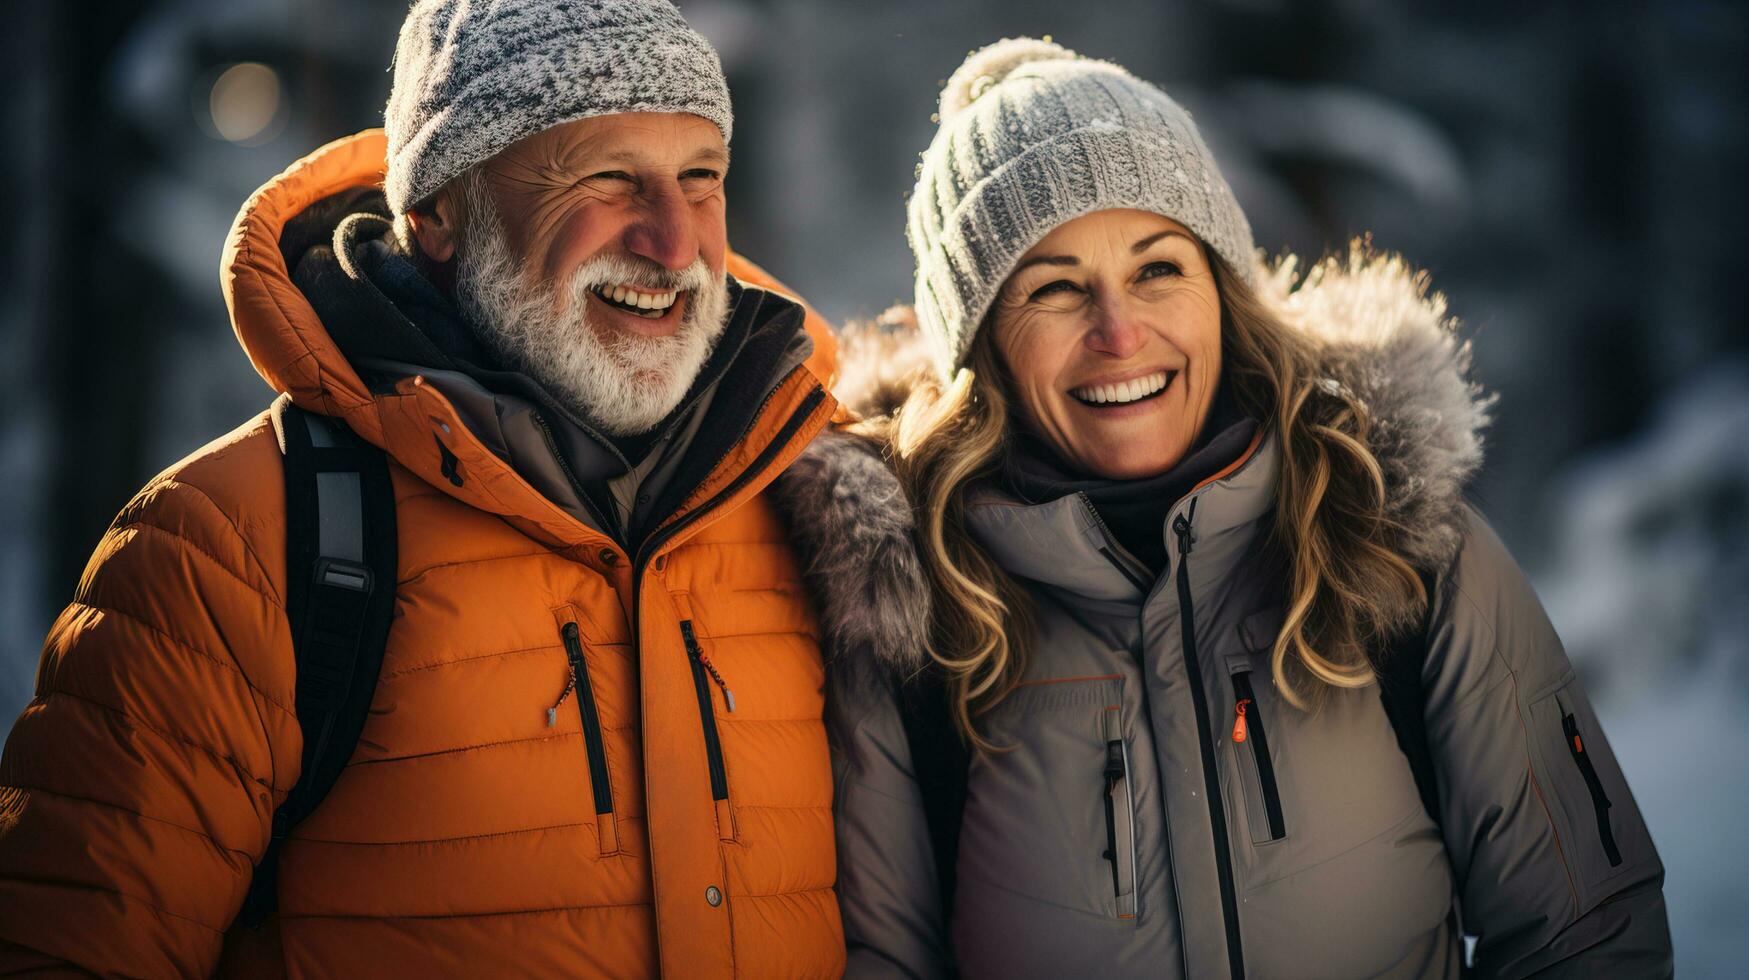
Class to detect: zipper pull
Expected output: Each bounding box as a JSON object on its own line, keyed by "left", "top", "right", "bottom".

{"left": 1563, "top": 712, "right": 1584, "bottom": 754}
{"left": 1233, "top": 698, "right": 1250, "bottom": 743}
{"left": 682, "top": 622, "right": 736, "bottom": 712}
{"left": 699, "top": 653, "right": 736, "bottom": 713}
{"left": 1172, "top": 498, "right": 1199, "bottom": 556}
{"left": 1104, "top": 740, "right": 1125, "bottom": 789}
{"left": 548, "top": 672, "right": 577, "bottom": 727}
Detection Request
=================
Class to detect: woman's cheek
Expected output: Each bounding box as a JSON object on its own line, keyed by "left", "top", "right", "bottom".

{"left": 996, "top": 310, "right": 1051, "bottom": 387}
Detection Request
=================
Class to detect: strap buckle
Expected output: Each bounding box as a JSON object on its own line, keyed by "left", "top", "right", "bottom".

{"left": 314, "top": 557, "right": 372, "bottom": 593}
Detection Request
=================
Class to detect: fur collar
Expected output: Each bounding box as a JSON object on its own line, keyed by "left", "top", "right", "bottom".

{"left": 770, "top": 247, "right": 1493, "bottom": 670}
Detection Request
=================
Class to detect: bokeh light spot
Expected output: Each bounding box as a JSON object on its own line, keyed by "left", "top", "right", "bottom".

{"left": 208, "top": 63, "right": 281, "bottom": 144}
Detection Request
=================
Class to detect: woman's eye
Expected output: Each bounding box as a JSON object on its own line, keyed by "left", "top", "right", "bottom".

{"left": 1138, "top": 261, "right": 1182, "bottom": 281}
{"left": 1029, "top": 279, "right": 1080, "bottom": 302}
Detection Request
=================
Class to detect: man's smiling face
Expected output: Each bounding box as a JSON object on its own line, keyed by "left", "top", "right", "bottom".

{"left": 408, "top": 112, "right": 734, "bottom": 436}
{"left": 480, "top": 111, "right": 730, "bottom": 336}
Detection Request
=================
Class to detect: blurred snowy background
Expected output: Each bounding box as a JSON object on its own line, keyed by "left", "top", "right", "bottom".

{"left": 2, "top": 0, "right": 1744, "bottom": 971}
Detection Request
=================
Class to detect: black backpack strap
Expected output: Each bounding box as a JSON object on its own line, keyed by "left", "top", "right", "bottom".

{"left": 238, "top": 394, "right": 398, "bottom": 928}
{"left": 892, "top": 664, "right": 970, "bottom": 929}
{"left": 1376, "top": 566, "right": 1445, "bottom": 830}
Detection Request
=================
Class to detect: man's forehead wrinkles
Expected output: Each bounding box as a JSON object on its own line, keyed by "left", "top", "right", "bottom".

{"left": 550, "top": 143, "right": 729, "bottom": 173}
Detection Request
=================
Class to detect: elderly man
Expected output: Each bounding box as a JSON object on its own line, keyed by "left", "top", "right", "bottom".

{"left": 0, "top": 1, "right": 849, "bottom": 975}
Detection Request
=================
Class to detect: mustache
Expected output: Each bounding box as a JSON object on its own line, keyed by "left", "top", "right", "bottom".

{"left": 565, "top": 253, "right": 718, "bottom": 295}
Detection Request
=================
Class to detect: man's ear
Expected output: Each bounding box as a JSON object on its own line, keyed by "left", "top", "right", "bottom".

{"left": 406, "top": 189, "right": 463, "bottom": 264}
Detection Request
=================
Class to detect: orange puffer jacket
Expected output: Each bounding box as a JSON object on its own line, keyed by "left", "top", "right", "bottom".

{"left": 0, "top": 132, "right": 845, "bottom": 978}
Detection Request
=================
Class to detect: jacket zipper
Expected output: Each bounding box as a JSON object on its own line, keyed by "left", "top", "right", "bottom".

{"left": 680, "top": 620, "right": 731, "bottom": 801}
{"left": 633, "top": 381, "right": 822, "bottom": 570}
{"left": 632, "top": 383, "right": 826, "bottom": 575}
{"left": 551, "top": 622, "right": 615, "bottom": 817}
{"left": 1079, "top": 492, "right": 1153, "bottom": 593}
{"left": 1231, "top": 671, "right": 1286, "bottom": 841}
{"left": 1172, "top": 499, "right": 1246, "bottom": 979}
{"left": 529, "top": 410, "right": 621, "bottom": 539}
{"left": 1101, "top": 709, "right": 1140, "bottom": 918}
{"left": 622, "top": 382, "right": 822, "bottom": 831}
{"left": 1562, "top": 710, "right": 1622, "bottom": 867}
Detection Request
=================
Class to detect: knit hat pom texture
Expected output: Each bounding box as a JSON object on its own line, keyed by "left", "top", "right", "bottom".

{"left": 938, "top": 37, "right": 1084, "bottom": 122}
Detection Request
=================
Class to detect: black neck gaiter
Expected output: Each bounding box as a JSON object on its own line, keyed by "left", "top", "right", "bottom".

{"left": 1000, "top": 379, "right": 1258, "bottom": 575}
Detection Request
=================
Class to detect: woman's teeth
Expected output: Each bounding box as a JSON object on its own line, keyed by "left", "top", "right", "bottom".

{"left": 590, "top": 284, "right": 680, "bottom": 316}
{"left": 1070, "top": 371, "right": 1172, "bottom": 406}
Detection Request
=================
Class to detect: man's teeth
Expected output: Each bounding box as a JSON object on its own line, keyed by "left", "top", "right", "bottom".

{"left": 1071, "top": 371, "right": 1172, "bottom": 405}
{"left": 592, "top": 284, "right": 679, "bottom": 312}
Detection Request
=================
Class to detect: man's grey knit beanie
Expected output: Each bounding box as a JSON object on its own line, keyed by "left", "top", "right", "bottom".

{"left": 384, "top": 0, "right": 733, "bottom": 215}
{"left": 909, "top": 38, "right": 1256, "bottom": 377}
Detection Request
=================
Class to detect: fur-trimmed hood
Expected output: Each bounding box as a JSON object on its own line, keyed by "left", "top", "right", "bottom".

{"left": 771, "top": 248, "right": 1493, "bottom": 670}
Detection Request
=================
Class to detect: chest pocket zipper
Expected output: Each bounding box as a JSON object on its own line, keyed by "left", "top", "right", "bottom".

{"left": 1231, "top": 670, "right": 1287, "bottom": 843}
{"left": 679, "top": 619, "right": 737, "bottom": 840}
{"left": 1101, "top": 707, "right": 1139, "bottom": 918}
{"left": 552, "top": 620, "right": 619, "bottom": 854}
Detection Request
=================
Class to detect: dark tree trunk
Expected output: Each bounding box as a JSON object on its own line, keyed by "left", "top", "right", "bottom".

{"left": 41, "top": 2, "right": 160, "bottom": 608}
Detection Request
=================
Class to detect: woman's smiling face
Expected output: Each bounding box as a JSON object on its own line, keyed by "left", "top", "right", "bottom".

{"left": 990, "top": 208, "right": 1224, "bottom": 480}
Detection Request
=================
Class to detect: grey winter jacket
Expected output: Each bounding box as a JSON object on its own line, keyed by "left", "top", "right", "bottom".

{"left": 778, "top": 256, "right": 1672, "bottom": 979}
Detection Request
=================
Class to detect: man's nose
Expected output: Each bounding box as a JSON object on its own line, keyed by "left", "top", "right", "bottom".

{"left": 621, "top": 183, "right": 699, "bottom": 272}
{"left": 1085, "top": 302, "right": 1146, "bottom": 359}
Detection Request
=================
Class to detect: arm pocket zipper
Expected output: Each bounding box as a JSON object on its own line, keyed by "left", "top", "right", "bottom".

{"left": 1561, "top": 708, "right": 1623, "bottom": 867}
{"left": 1231, "top": 670, "right": 1287, "bottom": 842}
{"left": 1101, "top": 707, "right": 1139, "bottom": 918}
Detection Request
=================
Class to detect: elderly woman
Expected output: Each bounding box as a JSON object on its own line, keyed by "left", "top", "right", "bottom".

{"left": 806, "top": 38, "right": 1673, "bottom": 980}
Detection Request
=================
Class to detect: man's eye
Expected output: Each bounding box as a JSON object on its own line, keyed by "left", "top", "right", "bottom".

{"left": 584, "top": 171, "right": 637, "bottom": 186}
{"left": 680, "top": 169, "right": 722, "bottom": 182}
{"left": 1029, "top": 280, "right": 1079, "bottom": 302}
{"left": 1138, "top": 261, "right": 1182, "bottom": 281}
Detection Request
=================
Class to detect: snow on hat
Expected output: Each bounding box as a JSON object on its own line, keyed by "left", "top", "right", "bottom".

{"left": 384, "top": 0, "right": 733, "bottom": 215}
{"left": 908, "top": 37, "right": 1257, "bottom": 377}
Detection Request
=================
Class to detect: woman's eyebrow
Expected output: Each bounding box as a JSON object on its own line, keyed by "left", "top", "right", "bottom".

{"left": 1131, "top": 230, "right": 1191, "bottom": 253}
{"left": 1011, "top": 254, "right": 1078, "bottom": 275}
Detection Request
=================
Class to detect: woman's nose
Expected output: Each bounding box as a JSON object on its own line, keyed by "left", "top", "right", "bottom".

{"left": 1085, "top": 305, "right": 1146, "bottom": 359}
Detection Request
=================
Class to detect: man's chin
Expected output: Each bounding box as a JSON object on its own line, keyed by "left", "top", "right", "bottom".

{"left": 613, "top": 364, "right": 680, "bottom": 394}
{"left": 574, "top": 372, "right": 691, "bottom": 437}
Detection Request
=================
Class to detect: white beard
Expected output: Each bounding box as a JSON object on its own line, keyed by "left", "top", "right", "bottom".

{"left": 452, "top": 172, "right": 731, "bottom": 437}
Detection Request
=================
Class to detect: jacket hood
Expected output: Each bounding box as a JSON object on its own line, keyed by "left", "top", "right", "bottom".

{"left": 220, "top": 129, "right": 840, "bottom": 447}
{"left": 222, "top": 132, "right": 392, "bottom": 442}
{"left": 774, "top": 246, "right": 1493, "bottom": 672}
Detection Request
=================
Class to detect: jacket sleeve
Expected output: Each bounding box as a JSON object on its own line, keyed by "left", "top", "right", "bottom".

{"left": 1422, "top": 505, "right": 1672, "bottom": 978}
{"left": 827, "top": 654, "right": 952, "bottom": 980}
{"left": 0, "top": 471, "right": 296, "bottom": 977}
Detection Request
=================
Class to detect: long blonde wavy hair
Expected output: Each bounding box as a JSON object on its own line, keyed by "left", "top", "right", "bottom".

{"left": 864, "top": 254, "right": 1429, "bottom": 750}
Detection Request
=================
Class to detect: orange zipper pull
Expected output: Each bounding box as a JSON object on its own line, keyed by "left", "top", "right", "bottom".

{"left": 697, "top": 652, "right": 736, "bottom": 713}
{"left": 1233, "top": 698, "right": 1250, "bottom": 743}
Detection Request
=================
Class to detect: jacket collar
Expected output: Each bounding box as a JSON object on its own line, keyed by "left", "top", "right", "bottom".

{"left": 962, "top": 427, "right": 1275, "bottom": 607}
